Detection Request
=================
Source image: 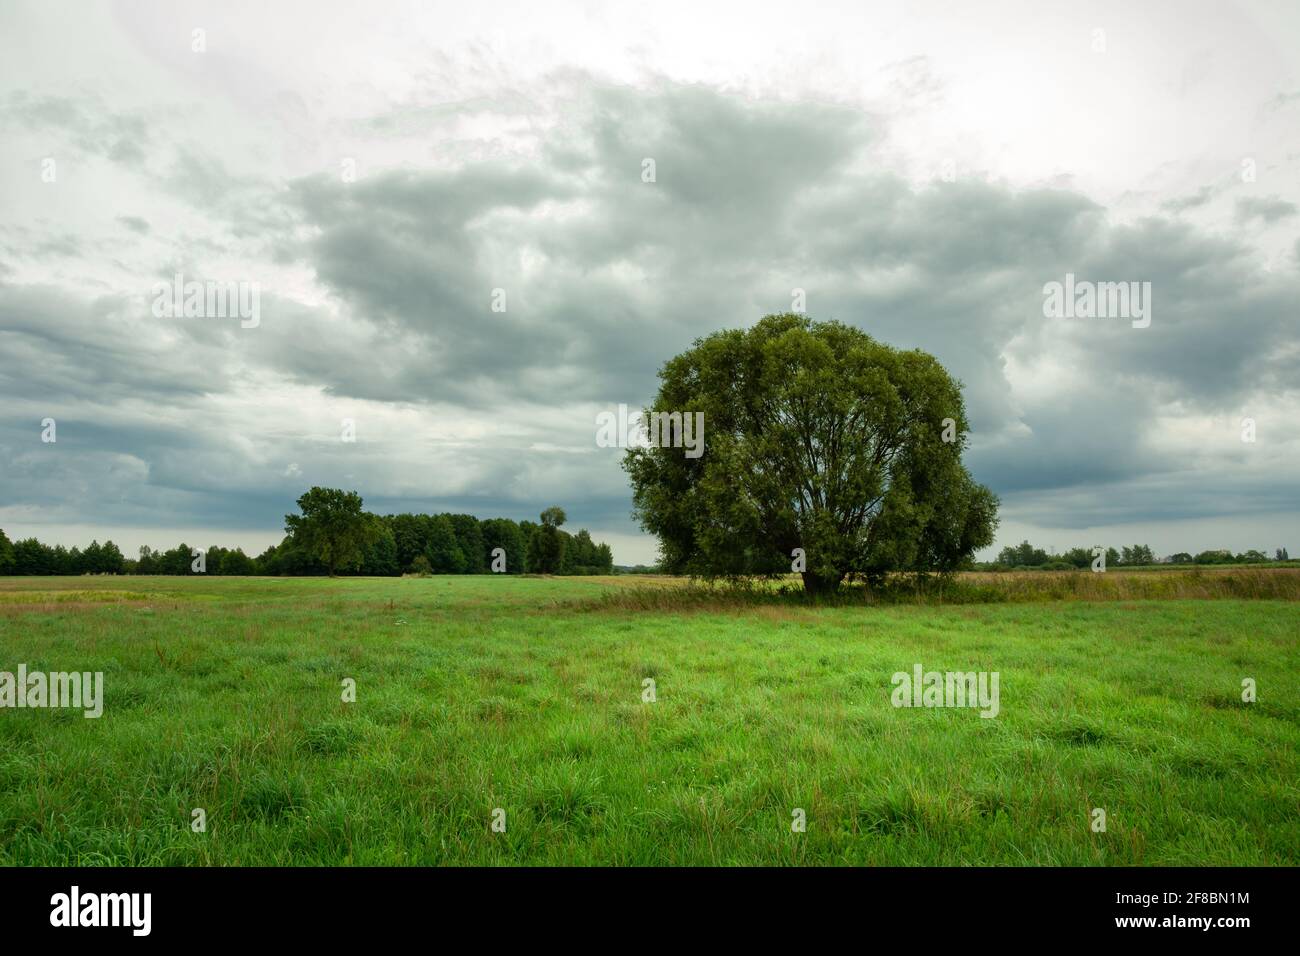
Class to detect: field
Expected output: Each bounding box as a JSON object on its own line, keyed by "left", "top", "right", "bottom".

{"left": 1, "top": 573, "right": 1296, "bottom": 865}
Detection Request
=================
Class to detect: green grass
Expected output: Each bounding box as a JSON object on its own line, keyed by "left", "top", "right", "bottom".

{"left": 0, "top": 574, "right": 1296, "bottom": 865}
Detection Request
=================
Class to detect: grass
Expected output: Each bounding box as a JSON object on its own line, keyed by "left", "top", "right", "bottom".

{"left": 0, "top": 573, "right": 1296, "bottom": 865}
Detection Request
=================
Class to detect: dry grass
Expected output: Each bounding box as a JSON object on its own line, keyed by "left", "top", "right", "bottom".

{"left": 573, "top": 567, "right": 1300, "bottom": 612}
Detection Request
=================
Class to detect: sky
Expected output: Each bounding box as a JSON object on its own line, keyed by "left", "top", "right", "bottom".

{"left": 1, "top": 0, "right": 1298, "bottom": 565}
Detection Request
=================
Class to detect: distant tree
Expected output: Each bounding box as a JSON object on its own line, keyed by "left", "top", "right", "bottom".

{"left": 12, "top": 538, "right": 55, "bottom": 575}
{"left": 100, "top": 540, "right": 125, "bottom": 574}
{"left": 384, "top": 514, "right": 424, "bottom": 570}
{"left": 137, "top": 545, "right": 158, "bottom": 575}
{"left": 1277, "top": 547, "right": 1291, "bottom": 561}
{"left": 518, "top": 519, "right": 539, "bottom": 571}
{"left": 425, "top": 515, "right": 466, "bottom": 573}
{"left": 221, "top": 547, "right": 256, "bottom": 576}
{"left": 1239, "top": 549, "right": 1268, "bottom": 563}
{"left": 1167, "top": 552, "right": 1194, "bottom": 565}
{"left": 997, "top": 540, "right": 1049, "bottom": 568}
{"left": 481, "top": 518, "right": 525, "bottom": 574}
{"left": 158, "top": 543, "right": 194, "bottom": 575}
{"left": 252, "top": 543, "right": 281, "bottom": 575}
{"left": 596, "top": 542, "right": 614, "bottom": 572}
{"left": 1062, "top": 547, "right": 1093, "bottom": 569}
{"left": 1119, "top": 545, "right": 1155, "bottom": 566}
{"left": 284, "top": 487, "right": 375, "bottom": 577}
{"left": 566, "top": 528, "right": 598, "bottom": 574}
{"left": 360, "top": 517, "right": 400, "bottom": 576}
{"left": 447, "top": 515, "right": 486, "bottom": 573}
{"left": 82, "top": 540, "right": 105, "bottom": 574}
{"left": 0, "top": 529, "right": 13, "bottom": 575}
{"left": 527, "top": 507, "right": 567, "bottom": 574}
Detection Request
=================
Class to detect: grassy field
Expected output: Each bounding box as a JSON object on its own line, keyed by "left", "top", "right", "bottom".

{"left": 0, "top": 573, "right": 1296, "bottom": 865}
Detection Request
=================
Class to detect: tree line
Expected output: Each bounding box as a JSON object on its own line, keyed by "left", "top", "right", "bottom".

{"left": 0, "top": 494, "right": 614, "bottom": 577}
{"left": 985, "top": 540, "right": 1292, "bottom": 570}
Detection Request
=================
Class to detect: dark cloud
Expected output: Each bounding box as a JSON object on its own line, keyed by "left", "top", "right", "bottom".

{"left": 3, "top": 79, "right": 1298, "bottom": 554}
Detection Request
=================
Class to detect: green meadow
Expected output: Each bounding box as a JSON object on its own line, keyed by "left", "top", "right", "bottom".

{"left": 0, "top": 574, "right": 1296, "bottom": 865}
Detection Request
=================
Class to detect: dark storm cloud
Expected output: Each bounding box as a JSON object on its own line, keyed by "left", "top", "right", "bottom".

{"left": 4, "top": 78, "right": 1298, "bottom": 544}
{"left": 275, "top": 81, "right": 1298, "bottom": 495}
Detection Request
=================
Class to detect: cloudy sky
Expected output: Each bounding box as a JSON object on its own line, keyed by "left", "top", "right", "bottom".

{"left": 1, "top": 0, "right": 1298, "bottom": 564}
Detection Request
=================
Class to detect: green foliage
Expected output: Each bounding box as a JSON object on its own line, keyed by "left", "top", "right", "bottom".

{"left": 997, "top": 540, "right": 1050, "bottom": 568}
{"left": 625, "top": 314, "right": 998, "bottom": 593}
{"left": 527, "top": 507, "right": 566, "bottom": 574}
{"left": 424, "top": 515, "right": 466, "bottom": 573}
{"left": 284, "top": 487, "right": 375, "bottom": 577}
{"left": 481, "top": 518, "right": 525, "bottom": 574}
{"left": 1, "top": 499, "right": 614, "bottom": 578}
{"left": 447, "top": 515, "right": 486, "bottom": 574}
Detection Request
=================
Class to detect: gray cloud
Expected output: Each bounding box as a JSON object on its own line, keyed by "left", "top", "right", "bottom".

{"left": 3, "top": 69, "right": 1299, "bottom": 558}
{"left": 1235, "top": 195, "right": 1299, "bottom": 225}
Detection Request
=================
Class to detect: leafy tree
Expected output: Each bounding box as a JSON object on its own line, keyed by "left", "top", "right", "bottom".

{"left": 100, "top": 540, "right": 126, "bottom": 574}
{"left": 527, "top": 507, "right": 567, "bottom": 574}
{"left": 997, "top": 540, "right": 1049, "bottom": 568}
{"left": 360, "top": 517, "right": 400, "bottom": 576}
{"left": 220, "top": 547, "right": 256, "bottom": 575}
{"left": 12, "top": 538, "right": 55, "bottom": 575}
{"left": 0, "top": 529, "right": 13, "bottom": 575}
{"left": 481, "top": 518, "right": 525, "bottom": 574}
{"left": 447, "top": 515, "right": 486, "bottom": 573}
{"left": 1277, "top": 547, "right": 1290, "bottom": 561}
{"left": 624, "top": 314, "right": 997, "bottom": 594}
{"left": 284, "top": 487, "right": 375, "bottom": 577}
{"left": 1167, "top": 552, "right": 1194, "bottom": 564}
{"left": 595, "top": 542, "right": 614, "bottom": 572}
{"left": 1062, "top": 547, "right": 1093, "bottom": 569}
{"left": 1119, "top": 544, "right": 1155, "bottom": 566}
{"left": 158, "top": 543, "right": 195, "bottom": 575}
{"left": 425, "top": 515, "right": 466, "bottom": 573}
{"left": 388, "top": 514, "right": 429, "bottom": 570}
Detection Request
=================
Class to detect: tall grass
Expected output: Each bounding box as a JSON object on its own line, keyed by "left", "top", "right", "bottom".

{"left": 575, "top": 568, "right": 1300, "bottom": 613}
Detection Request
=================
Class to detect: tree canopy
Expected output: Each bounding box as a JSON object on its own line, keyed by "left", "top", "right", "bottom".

{"left": 624, "top": 314, "right": 999, "bottom": 594}
{"left": 284, "top": 487, "right": 374, "bottom": 577}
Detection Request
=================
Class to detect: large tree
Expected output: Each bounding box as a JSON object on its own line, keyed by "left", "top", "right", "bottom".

{"left": 284, "top": 487, "right": 375, "bottom": 577}
{"left": 624, "top": 314, "right": 998, "bottom": 594}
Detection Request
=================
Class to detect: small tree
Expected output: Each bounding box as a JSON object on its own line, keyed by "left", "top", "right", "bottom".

{"left": 284, "top": 487, "right": 375, "bottom": 577}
